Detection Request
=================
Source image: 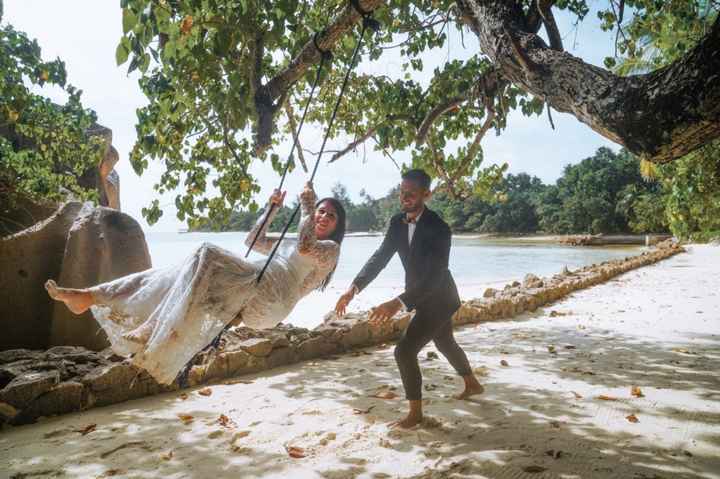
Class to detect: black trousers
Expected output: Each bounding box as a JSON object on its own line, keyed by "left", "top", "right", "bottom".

{"left": 394, "top": 309, "right": 473, "bottom": 400}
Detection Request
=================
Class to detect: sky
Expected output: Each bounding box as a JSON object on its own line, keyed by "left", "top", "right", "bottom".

{"left": 4, "top": 1, "right": 619, "bottom": 232}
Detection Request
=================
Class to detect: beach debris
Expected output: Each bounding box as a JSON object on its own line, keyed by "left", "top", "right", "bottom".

{"left": 285, "top": 445, "right": 307, "bottom": 458}
{"left": 683, "top": 450, "right": 693, "bottom": 457}
{"left": 546, "top": 449, "right": 563, "bottom": 459}
{"left": 626, "top": 414, "right": 639, "bottom": 423}
{"left": 100, "top": 441, "right": 151, "bottom": 459}
{"left": 473, "top": 366, "right": 489, "bottom": 377}
{"left": 571, "top": 391, "right": 583, "bottom": 399}
{"left": 547, "top": 345, "right": 557, "bottom": 354}
{"left": 597, "top": 395, "right": 619, "bottom": 401}
{"left": 671, "top": 347, "right": 695, "bottom": 355}
{"left": 197, "top": 387, "right": 212, "bottom": 396}
{"left": 160, "top": 450, "right": 174, "bottom": 461}
{"left": 523, "top": 465, "right": 547, "bottom": 473}
{"left": 43, "top": 428, "right": 73, "bottom": 439}
{"left": 421, "top": 416, "right": 442, "bottom": 429}
{"left": 177, "top": 413, "right": 195, "bottom": 424}
{"left": 500, "top": 360, "right": 509, "bottom": 367}
{"left": 179, "top": 393, "right": 189, "bottom": 400}
{"left": 75, "top": 423, "right": 97, "bottom": 436}
{"left": 208, "top": 430, "right": 224, "bottom": 439}
{"left": 631, "top": 386, "right": 645, "bottom": 398}
{"left": 353, "top": 405, "right": 375, "bottom": 415}
{"left": 223, "top": 378, "right": 254, "bottom": 385}
{"left": 98, "top": 469, "right": 125, "bottom": 477}
{"left": 231, "top": 431, "right": 251, "bottom": 443}
{"left": 549, "top": 420, "right": 561, "bottom": 429}
{"left": 424, "top": 383, "right": 438, "bottom": 391}
{"left": 371, "top": 389, "right": 398, "bottom": 400}
{"left": 564, "top": 345, "right": 576, "bottom": 350}
{"left": 426, "top": 351, "right": 439, "bottom": 360}
{"left": 319, "top": 432, "right": 337, "bottom": 446}
{"left": 218, "top": 414, "right": 236, "bottom": 428}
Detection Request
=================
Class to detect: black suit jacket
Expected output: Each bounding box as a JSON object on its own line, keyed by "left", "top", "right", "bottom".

{"left": 353, "top": 207, "right": 461, "bottom": 319}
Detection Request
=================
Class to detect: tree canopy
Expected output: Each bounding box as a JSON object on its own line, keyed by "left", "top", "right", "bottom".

{"left": 0, "top": 2, "right": 103, "bottom": 229}
{"left": 117, "top": 0, "right": 719, "bottom": 226}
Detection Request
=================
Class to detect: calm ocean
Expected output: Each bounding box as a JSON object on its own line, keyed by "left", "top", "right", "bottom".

{"left": 145, "top": 232, "right": 641, "bottom": 329}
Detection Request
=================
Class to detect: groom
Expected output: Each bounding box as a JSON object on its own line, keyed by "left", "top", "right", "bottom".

{"left": 335, "top": 168, "right": 483, "bottom": 428}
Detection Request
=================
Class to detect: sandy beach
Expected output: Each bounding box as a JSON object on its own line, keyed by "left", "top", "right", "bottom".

{"left": 1, "top": 244, "right": 718, "bottom": 479}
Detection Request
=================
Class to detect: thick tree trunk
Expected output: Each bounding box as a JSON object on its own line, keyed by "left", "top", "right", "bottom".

{"left": 456, "top": 0, "right": 720, "bottom": 163}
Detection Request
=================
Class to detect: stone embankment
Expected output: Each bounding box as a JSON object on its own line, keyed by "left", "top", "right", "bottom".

{"left": 0, "top": 241, "right": 684, "bottom": 426}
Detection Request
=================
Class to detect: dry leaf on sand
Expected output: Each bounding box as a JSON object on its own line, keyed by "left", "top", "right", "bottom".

{"left": 597, "top": 395, "right": 619, "bottom": 401}
{"left": 179, "top": 393, "right": 189, "bottom": 400}
{"left": 218, "top": 414, "right": 236, "bottom": 428}
{"left": 177, "top": 413, "right": 194, "bottom": 424}
{"left": 353, "top": 406, "right": 376, "bottom": 415}
{"left": 473, "top": 366, "right": 489, "bottom": 377}
{"left": 231, "top": 431, "right": 251, "bottom": 443}
{"left": 371, "top": 390, "right": 398, "bottom": 400}
{"left": 160, "top": 450, "right": 174, "bottom": 461}
{"left": 500, "top": 360, "right": 509, "bottom": 367}
{"left": 571, "top": 391, "right": 583, "bottom": 399}
{"left": 626, "top": 414, "right": 639, "bottom": 423}
{"left": 631, "top": 386, "right": 645, "bottom": 398}
{"left": 76, "top": 424, "right": 96, "bottom": 435}
{"left": 198, "top": 387, "right": 212, "bottom": 396}
{"left": 285, "top": 445, "right": 307, "bottom": 458}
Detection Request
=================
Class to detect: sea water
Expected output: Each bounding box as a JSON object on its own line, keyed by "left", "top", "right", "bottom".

{"left": 146, "top": 232, "right": 642, "bottom": 329}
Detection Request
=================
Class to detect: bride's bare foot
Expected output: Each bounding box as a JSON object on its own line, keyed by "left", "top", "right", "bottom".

{"left": 453, "top": 374, "right": 484, "bottom": 400}
{"left": 45, "top": 280, "right": 94, "bottom": 314}
{"left": 122, "top": 320, "right": 155, "bottom": 344}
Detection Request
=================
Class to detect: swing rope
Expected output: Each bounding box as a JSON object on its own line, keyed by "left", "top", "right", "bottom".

{"left": 244, "top": 36, "right": 332, "bottom": 258}
{"left": 255, "top": 12, "right": 379, "bottom": 285}
{"left": 175, "top": 8, "right": 379, "bottom": 387}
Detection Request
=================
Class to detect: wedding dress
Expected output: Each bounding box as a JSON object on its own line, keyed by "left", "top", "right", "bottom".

{"left": 88, "top": 190, "right": 340, "bottom": 384}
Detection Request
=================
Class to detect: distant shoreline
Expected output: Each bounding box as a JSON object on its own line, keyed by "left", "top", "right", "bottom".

{"left": 180, "top": 229, "right": 664, "bottom": 246}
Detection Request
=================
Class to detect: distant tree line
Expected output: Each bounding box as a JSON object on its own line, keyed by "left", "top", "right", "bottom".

{"left": 194, "top": 145, "right": 719, "bottom": 241}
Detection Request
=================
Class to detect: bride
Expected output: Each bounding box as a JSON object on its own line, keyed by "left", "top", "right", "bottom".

{"left": 45, "top": 182, "right": 346, "bottom": 384}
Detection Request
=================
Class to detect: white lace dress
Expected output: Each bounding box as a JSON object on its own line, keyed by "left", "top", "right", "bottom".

{"left": 88, "top": 190, "right": 340, "bottom": 384}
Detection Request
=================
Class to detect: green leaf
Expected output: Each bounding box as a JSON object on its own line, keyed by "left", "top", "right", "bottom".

{"left": 122, "top": 8, "right": 138, "bottom": 34}
{"left": 115, "top": 37, "right": 130, "bottom": 65}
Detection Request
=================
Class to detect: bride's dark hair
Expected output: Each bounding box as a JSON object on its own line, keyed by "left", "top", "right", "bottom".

{"left": 315, "top": 197, "right": 346, "bottom": 291}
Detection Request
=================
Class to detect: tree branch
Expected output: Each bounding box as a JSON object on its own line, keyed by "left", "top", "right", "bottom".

{"left": 456, "top": 0, "right": 720, "bottom": 163}
{"left": 284, "top": 101, "right": 308, "bottom": 173}
{"left": 416, "top": 96, "right": 468, "bottom": 146}
{"left": 538, "top": 0, "right": 563, "bottom": 51}
{"left": 329, "top": 126, "right": 378, "bottom": 163}
{"left": 253, "top": 0, "right": 386, "bottom": 153}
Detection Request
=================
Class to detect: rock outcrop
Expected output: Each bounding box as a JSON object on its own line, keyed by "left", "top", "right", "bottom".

{"left": 0, "top": 240, "right": 684, "bottom": 426}
{"left": 0, "top": 202, "right": 151, "bottom": 351}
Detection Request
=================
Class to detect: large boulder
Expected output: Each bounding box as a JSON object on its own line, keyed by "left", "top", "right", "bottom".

{"left": 49, "top": 204, "right": 151, "bottom": 350}
{"left": 0, "top": 202, "right": 85, "bottom": 350}
{"left": 0, "top": 202, "right": 151, "bottom": 351}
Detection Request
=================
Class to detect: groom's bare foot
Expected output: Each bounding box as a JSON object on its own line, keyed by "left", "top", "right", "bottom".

{"left": 390, "top": 411, "right": 423, "bottom": 429}
{"left": 390, "top": 399, "right": 423, "bottom": 429}
{"left": 122, "top": 320, "right": 155, "bottom": 344}
{"left": 453, "top": 374, "right": 484, "bottom": 400}
{"left": 45, "top": 280, "right": 94, "bottom": 314}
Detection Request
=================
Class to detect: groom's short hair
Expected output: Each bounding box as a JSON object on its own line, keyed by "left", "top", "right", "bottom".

{"left": 402, "top": 168, "right": 432, "bottom": 190}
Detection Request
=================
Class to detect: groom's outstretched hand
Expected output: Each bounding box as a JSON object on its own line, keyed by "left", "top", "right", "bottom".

{"left": 369, "top": 298, "right": 403, "bottom": 325}
{"left": 335, "top": 286, "right": 356, "bottom": 316}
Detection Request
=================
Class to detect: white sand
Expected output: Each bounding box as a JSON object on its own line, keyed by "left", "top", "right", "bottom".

{"left": 2, "top": 245, "right": 718, "bottom": 479}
